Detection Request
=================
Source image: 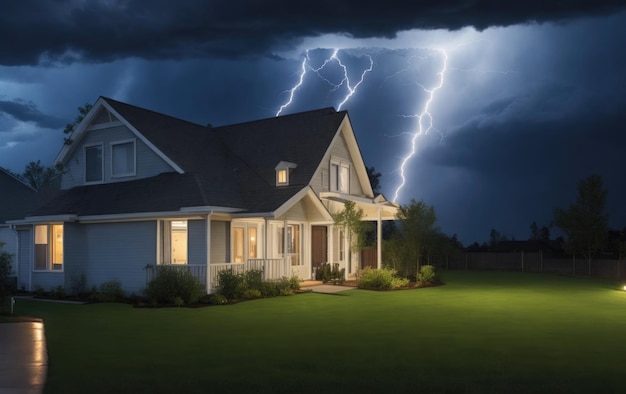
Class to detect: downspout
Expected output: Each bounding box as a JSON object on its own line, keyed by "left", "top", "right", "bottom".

{"left": 377, "top": 206, "right": 382, "bottom": 270}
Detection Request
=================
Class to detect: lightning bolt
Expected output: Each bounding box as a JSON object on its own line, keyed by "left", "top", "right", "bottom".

{"left": 275, "top": 55, "right": 308, "bottom": 117}
{"left": 392, "top": 49, "right": 448, "bottom": 202}
{"left": 275, "top": 49, "right": 373, "bottom": 116}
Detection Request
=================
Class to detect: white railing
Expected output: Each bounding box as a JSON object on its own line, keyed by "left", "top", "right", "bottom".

{"left": 209, "top": 263, "right": 245, "bottom": 287}
{"left": 151, "top": 264, "right": 208, "bottom": 286}
{"left": 150, "top": 259, "right": 293, "bottom": 290}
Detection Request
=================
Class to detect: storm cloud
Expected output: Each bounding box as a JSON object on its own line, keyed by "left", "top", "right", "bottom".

{"left": 2, "top": 0, "right": 625, "bottom": 65}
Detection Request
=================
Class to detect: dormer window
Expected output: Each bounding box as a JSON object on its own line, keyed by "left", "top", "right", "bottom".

{"left": 275, "top": 161, "right": 297, "bottom": 186}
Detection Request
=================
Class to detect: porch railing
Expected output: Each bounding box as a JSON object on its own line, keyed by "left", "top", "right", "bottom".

{"left": 148, "top": 258, "right": 292, "bottom": 291}
{"left": 146, "top": 264, "right": 207, "bottom": 286}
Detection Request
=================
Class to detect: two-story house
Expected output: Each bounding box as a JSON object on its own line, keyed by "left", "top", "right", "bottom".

{"left": 9, "top": 97, "right": 398, "bottom": 294}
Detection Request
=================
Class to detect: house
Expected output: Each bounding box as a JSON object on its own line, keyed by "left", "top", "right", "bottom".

{"left": 0, "top": 167, "right": 39, "bottom": 279}
{"left": 9, "top": 97, "right": 398, "bottom": 294}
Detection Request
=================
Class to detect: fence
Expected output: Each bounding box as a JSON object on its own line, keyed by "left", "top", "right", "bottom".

{"left": 440, "top": 252, "right": 626, "bottom": 281}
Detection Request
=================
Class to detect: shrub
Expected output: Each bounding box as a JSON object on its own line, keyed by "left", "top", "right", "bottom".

{"left": 33, "top": 285, "right": 45, "bottom": 297}
{"left": 0, "top": 246, "right": 14, "bottom": 307}
{"left": 288, "top": 275, "right": 300, "bottom": 291}
{"left": 200, "top": 293, "right": 227, "bottom": 305}
{"left": 51, "top": 285, "right": 65, "bottom": 299}
{"left": 244, "top": 270, "right": 264, "bottom": 292}
{"left": 391, "top": 276, "right": 410, "bottom": 288}
{"left": 242, "top": 289, "right": 261, "bottom": 299}
{"left": 358, "top": 267, "right": 410, "bottom": 290}
{"left": 316, "top": 263, "right": 345, "bottom": 284}
{"left": 69, "top": 273, "right": 87, "bottom": 296}
{"left": 97, "top": 280, "right": 126, "bottom": 302}
{"left": 217, "top": 269, "right": 246, "bottom": 299}
{"left": 358, "top": 267, "right": 394, "bottom": 289}
{"left": 417, "top": 265, "right": 439, "bottom": 284}
{"left": 145, "top": 266, "right": 204, "bottom": 305}
{"left": 172, "top": 296, "right": 185, "bottom": 307}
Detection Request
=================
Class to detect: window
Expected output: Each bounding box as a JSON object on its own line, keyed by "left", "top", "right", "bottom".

{"left": 34, "top": 224, "right": 63, "bottom": 271}
{"left": 275, "top": 161, "right": 297, "bottom": 186}
{"left": 111, "top": 140, "right": 136, "bottom": 177}
{"left": 170, "top": 221, "right": 188, "bottom": 264}
{"left": 330, "top": 160, "right": 349, "bottom": 193}
{"left": 232, "top": 224, "right": 259, "bottom": 263}
{"left": 160, "top": 220, "right": 188, "bottom": 264}
{"left": 278, "top": 224, "right": 302, "bottom": 266}
{"left": 277, "top": 169, "right": 288, "bottom": 185}
{"left": 85, "top": 144, "right": 103, "bottom": 183}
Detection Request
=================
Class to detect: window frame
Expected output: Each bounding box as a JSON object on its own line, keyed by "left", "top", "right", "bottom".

{"left": 33, "top": 224, "right": 64, "bottom": 272}
{"left": 330, "top": 158, "right": 350, "bottom": 194}
{"left": 84, "top": 143, "right": 104, "bottom": 184}
{"left": 110, "top": 138, "right": 137, "bottom": 178}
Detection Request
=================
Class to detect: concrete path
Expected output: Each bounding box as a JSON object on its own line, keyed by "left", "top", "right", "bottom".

{"left": 0, "top": 322, "right": 47, "bottom": 394}
{"left": 300, "top": 284, "right": 356, "bottom": 294}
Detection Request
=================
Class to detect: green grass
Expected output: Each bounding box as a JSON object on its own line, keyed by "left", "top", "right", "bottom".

{"left": 14, "top": 271, "right": 626, "bottom": 393}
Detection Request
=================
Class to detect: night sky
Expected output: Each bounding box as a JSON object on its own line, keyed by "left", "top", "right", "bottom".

{"left": 1, "top": 1, "right": 626, "bottom": 245}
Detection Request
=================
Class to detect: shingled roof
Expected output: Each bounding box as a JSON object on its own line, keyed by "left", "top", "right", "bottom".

{"left": 0, "top": 168, "right": 39, "bottom": 222}
{"left": 30, "top": 98, "right": 347, "bottom": 218}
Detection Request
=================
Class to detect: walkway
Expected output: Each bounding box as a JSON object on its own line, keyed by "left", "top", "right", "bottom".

{"left": 0, "top": 322, "right": 47, "bottom": 393}
{"left": 300, "top": 281, "right": 356, "bottom": 294}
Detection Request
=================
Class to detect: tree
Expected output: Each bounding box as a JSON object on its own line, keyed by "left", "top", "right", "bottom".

{"left": 63, "top": 103, "right": 93, "bottom": 145}
{"left": 488, "top": 228, "right": 508, "bottom": 249}
{"left": 333, "top": 200, "right": 367, "bottom": 275}
{"left": 529, "top": 221, "right": 551, "bottom": 241}
{"left": 22, "top": 160, "right": 62, "bottom": 190}
{"left": 554, "top": 174, "right": 608, "bottom": 275}
{"left": 396, "top": 199, "right": 439, "bottom": 276}
{"left": 366, "top": 166, "right": 381, "bottom": 195}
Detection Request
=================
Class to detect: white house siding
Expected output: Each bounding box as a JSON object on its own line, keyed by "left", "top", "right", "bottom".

{"left": 210, "top": 220, "right": 229, "bottom": 264}
{"left": 61, "top": 124, "right": 174, "bottom": 189}
{"left": 188, "top": 219, "right": 207, "bottom": 264}
{"left": 0, "top": 226, "right": 16, "bottom": 273}
{"left": 16, "top": 228, "right": 31, "bottom": 291}
{"left": 275, "top": 200, "right": 307, "bottom": 221}
{"left": 70, "top": 221, "right": 157, "bottom": 293}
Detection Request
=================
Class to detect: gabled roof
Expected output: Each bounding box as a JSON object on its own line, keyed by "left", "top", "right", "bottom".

{"left": 0, "top": 168, "right": 39, "bottom": 222}
{"left": 37, "top": 98, "right": 349, "bottom": 218}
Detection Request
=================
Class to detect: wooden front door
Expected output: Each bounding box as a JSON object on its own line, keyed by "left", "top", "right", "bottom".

{"left": 311, "top": 226, "right": 328, "bottom": 269}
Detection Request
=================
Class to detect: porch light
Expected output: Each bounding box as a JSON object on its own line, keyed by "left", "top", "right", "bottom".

{"left": 623, "top": 285, "right": 626, "bottom": 291}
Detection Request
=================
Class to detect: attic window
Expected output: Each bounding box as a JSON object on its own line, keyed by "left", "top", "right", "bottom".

{"left": 275, "top": 161, "right": 297, "bottom": 186}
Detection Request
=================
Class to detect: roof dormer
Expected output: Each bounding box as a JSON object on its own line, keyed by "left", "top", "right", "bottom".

{"left": 275, "top": 161, "right": 297, "bottom": 186}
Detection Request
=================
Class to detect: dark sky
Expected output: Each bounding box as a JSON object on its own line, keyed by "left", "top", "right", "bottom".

{"left": 1, "top": 1, "right": 626, "bottom": 245}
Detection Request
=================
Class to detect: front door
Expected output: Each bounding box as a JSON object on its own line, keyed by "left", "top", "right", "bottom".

{"left": 311, "top": 226, "right": 328, "bottom": 273}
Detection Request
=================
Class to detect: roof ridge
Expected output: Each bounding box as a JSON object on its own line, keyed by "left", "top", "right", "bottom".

{"left": 101, "top": 96, "right": 210, "bottom": 129}
{"left": 212, "top": 107, "right": 344, "bottom": 130}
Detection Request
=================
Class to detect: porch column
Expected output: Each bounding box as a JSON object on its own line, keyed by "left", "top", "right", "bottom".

{"left": 377, "top": 207, "right": 382, "bottom": 269}
{"left": 206, "top": 213, "right": 212, "bottom": 293}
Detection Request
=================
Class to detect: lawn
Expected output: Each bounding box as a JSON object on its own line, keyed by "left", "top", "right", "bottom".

{"left": 14, "top": 271, "right": 626, "bottom": 393}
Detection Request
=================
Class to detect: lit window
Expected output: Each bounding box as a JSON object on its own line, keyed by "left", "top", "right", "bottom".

{"left": 277, "top": 169, "right": 287, "bottom": 184}
{"left": 161, "top": 220, "right": 188, "bottom": 264}
{"left": 232, "top": 225, "right": 259, "bottom": 263}
{"left": 330, "top": 160, "right": 349, "bottom": 193}
{"left": 34, "top": 224, "right": 63, "bottom": 271}
{"left": 170, "top": 221, "right": 188, "bottom": 264}
{"left": 275, "top": 161, "right": 297, "bottom": 186}
{"left": 111, "top": 140, "right": 136, "bottom": 177}
{"left": 85, "top": 144, "right": 103, "bottom": 183}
